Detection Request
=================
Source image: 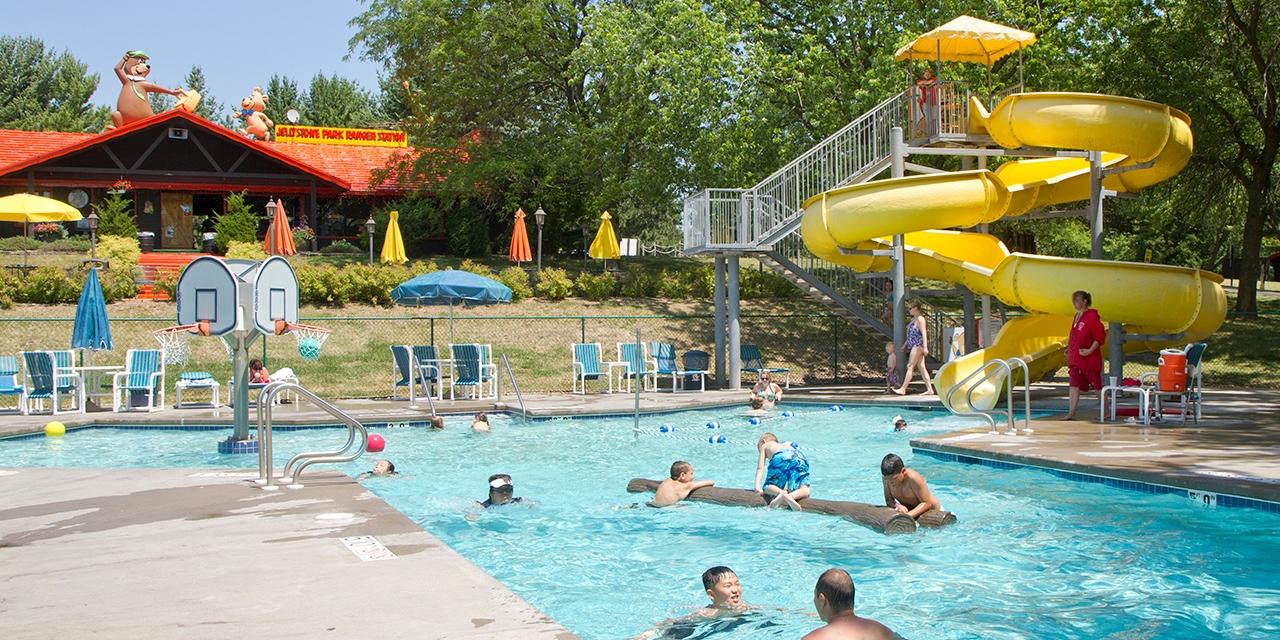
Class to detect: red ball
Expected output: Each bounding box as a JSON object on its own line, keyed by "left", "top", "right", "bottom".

{"left": 366, "top": 434, "right": 386, "bottom": 453}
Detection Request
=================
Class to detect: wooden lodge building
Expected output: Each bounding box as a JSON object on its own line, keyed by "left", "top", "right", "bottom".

{"left": 0, "top": 109, "right": 416, "bottom": 250}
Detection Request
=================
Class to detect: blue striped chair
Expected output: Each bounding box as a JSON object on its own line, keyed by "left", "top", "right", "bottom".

{"left": 648, "top": 342, "right": 708, "bottom": 393}
{"left": 616, "top": 342, "right": 655, "bottom": 393}
{"left": 450, "top": 344, "right": 497, "bottom": 399}
{"left": 20, "top": 351, "right": 82, "bottom": 415}
{"left": 390, "top": 345, "right": 416, "bottom": 400}
{"left": 741, "top": 344, "right": 790, "bottom": 389}
{"left": 51, "top": 350, "right": 84, "bottom": 409}
{"left": 571, "top": 343, "right": 611, "bottom": 394}
{"left": 412, "top": 345, "right": 444, "bottom": 400}
{"left": 0, "top": 355, "right": 26, "bottom": 414}
{"left": 112, "top": 349, "right": 165, "bottom": 412}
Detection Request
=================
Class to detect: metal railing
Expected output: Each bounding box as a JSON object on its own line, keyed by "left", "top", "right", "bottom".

{"left": 500, "top": 353, "right": 527, "bottom": 421}
{"left": 944, "top": 357, "right": 1032, "bottom": 435}
{"left": 255, "top": 381, "right": 368, "bottom": 489}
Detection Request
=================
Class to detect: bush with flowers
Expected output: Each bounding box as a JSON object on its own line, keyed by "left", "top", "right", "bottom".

{"left": 33, "top": 222, "right": 68, "bottom": 242}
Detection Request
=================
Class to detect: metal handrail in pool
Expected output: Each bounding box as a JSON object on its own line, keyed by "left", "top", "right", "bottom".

{"left": 500, "top": 353, "right": 527, "bottom": 422}
{"left": 254, "top": 382, "right": 368, "bottom": 489}
{"left": 945, "top": 357, "right": 1032, "bottom": 435}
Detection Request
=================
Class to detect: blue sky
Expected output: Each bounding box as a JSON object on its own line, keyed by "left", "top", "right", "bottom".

{"left": 6, "top": 1, "right": 386, "bottom": 115}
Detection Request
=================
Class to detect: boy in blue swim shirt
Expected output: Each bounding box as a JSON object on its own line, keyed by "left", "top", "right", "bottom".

{"left": 754, "top": 433, "right": 811, "bottom": 511}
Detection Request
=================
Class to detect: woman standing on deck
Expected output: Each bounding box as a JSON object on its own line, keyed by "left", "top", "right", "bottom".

{"left": 1062, "top": 290, "right": 1107, "bottom": 420}
{"left": 893, "top": 299, "right": 934, "bottom": 396}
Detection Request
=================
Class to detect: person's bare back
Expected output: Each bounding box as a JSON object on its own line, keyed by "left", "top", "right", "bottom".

{"left": 651, "top": 461, "right": 714, "bottom": 507}
{"left": 880, "top": 453, "right": 941, "bottom": 519}
{"left": 802, "top": 612, "right": 896, "bottom": 640}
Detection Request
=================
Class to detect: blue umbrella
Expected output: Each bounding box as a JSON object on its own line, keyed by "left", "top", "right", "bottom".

{"left": 72, "top": 267, "right": 113, "bottom": 353}
{"left": 391, "top": 269, "right": 512, "bottom": 343}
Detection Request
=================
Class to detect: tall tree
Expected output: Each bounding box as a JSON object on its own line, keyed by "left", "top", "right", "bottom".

{"left": 0, "top": 36, "right": 108, "bottom": 132}
{"left": 182, "top": 65, "right": 228, "bottom": 126}
{"left": 303, "top": 73, "right": 377, "bottom": 127}
{"left": 263, "top": 74, "right": 303, "bottom": 128}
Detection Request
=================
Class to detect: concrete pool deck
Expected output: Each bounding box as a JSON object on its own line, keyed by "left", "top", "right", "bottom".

{"left": 2, "top": 384, "right": 1278, "bottom": 638}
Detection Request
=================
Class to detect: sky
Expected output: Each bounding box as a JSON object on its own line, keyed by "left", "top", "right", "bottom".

{"left": 6, "top": 1, "right": 386, "bottom": 116}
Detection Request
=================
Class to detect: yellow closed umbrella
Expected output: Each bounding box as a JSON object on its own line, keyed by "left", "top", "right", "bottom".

{"left": 894, "top": 15, "right": 1036, "bottom": 65}
{"left": 588, "top": 210, "right": 620, "bottom": 270}
{"left": 0, "top": 193, "right": 84, "bottom": 267}
{"left": 380, "top": 210, "right": 408, "bottom": 264}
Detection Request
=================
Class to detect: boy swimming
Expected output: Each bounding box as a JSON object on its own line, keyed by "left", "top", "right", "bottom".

{"left": 651, "top": 461, "right": 715, "bottom": 507}
{"left": 633, "top": 566, "right": 752, "bottom": 639}
{"left": 356, "top": 459, "right": 398, "bottom": 481}
{"left": 755, "top": 433, "right": 811, "bottom": 511}
{"left": 743, "top": 396, "right": 769, "bottom": 417}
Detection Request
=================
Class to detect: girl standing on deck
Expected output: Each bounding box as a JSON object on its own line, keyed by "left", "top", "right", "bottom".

{"left": 893, "top": 299, "right": 934, "bottom": 396}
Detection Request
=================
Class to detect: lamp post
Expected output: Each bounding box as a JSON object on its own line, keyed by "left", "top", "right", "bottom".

{"left": 265, "top": 198, "right": 277, "bottom": 255}
{"left": 581, "top": 223, "right": 590, "bottom": 272}
{"left": 87, "top": 212, "right": 99, "bottom": 260}
{"left": 534, "top": 206, "right": 546, "bottom": 272}
{"left": 365, "top": 216, "right": 376, "bottom": 266}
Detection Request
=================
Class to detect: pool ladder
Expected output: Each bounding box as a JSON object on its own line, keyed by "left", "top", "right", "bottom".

{"left": 944, "top": 357, "right": 1033, "bottom": 435}
{"left": 254, "top": 381, "right": 368, "bottom": 490}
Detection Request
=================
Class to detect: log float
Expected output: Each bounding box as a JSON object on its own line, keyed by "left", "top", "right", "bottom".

{"left": 626, "top": 478, "right": 956, "bottom": 535}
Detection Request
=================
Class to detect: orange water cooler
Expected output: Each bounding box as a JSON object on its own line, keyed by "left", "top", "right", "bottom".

{"left": 1158, "top": 349, "right": 1187, "bottom": 392}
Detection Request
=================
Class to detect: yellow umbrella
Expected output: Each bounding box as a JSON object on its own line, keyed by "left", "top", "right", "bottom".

{"left": 0, "top": 193, "right": 84, "bottom": 267}
{"left": 894, "top": 15, "right": 1036, "bottom": 65}
{"left": 588, "top": 210, "right": 620, "bottom": 270}
{"left": 380, "top": 210, "right": 408, "bottom": 264}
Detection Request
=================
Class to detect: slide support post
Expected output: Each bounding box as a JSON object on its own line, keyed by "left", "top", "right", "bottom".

{"left": 714, "top": 256, "right": 726, "bottom": 388}
{"left": 891, "top": 127, "right": 907, "bottom": 378}
{"left": 727, "top": 255, "right": 741, "bottom": 390}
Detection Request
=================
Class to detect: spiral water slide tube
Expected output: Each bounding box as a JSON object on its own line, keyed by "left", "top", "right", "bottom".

{"left": 801, "top": 92, "right": 1227, "bottom": 411}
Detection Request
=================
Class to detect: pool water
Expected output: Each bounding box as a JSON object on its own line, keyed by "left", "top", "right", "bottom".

{"left": 4, "top": 406, "right": 1280, "bottom": 639}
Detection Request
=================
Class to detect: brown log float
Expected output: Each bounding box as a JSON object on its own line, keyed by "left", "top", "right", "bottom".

{"left": 626, "top": 478, "right": 956, "bottom": 535}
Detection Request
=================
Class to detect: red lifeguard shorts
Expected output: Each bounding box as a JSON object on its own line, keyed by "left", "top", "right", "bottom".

{"left": 1068, "top": 365, "right": 1103, "bottom": 392}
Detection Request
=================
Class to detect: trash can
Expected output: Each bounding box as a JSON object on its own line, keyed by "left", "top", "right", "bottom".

{"left": 137, "top": 232, "right": 155, "bottom": 253}
{"left": 1158, "top": 349, "right": 1187, "bottom": 392}
{"left": 201, "top": 232, "right": 217, "bottom": 254}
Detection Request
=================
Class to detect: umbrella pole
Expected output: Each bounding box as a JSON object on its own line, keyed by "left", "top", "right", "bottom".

{"left": 449, "top": 299, "right": 454, "bottom": 345}
{"left": 24, "top": 219, "right": 28, "bottom": 267}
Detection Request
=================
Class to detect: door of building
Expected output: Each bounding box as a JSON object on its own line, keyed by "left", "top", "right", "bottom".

{"left": 160, "top": 193, "right": 194, "bottom": 250}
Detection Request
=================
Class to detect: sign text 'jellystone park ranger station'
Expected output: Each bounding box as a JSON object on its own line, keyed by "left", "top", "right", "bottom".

{"left": 274, "top": 125, "right": 408, "bottom": 148}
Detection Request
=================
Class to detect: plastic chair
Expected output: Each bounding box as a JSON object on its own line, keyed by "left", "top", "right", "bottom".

{"left": 175, "top": 371, "right": 220, "bottom": 408}
{"left": 740, "top": 344, "right": 789, "bottom": 389}
{"left": 112, "top": 349, "right": 165, "bottom": 412}
{"left": 21, "top": 351, "right": 82, "bottom": 415}
{"left": 412, "top": 345, "right": 443, "bottom": 400}
{"left": 648, "top": 342, "right": 708, "bottom": 393}
{"left": 51, "top": 350, "right": 83, "bottom": 408}
{"left": 450, "top": 344, "right": 497, "bottom": 399}
{"left": 390, "top": 345, "right": 416, "bottom": 400}
{"left": 683, "top": 350, "right": 712, "bottom": 391}
{"left": 571, "top": 343, "right": 612, "bottom": 394}
{"left": 0, "top": 355, "right": 27, "bottom": 414}
{"left": 616, "top": 342, "right": 655, "bottom": 393}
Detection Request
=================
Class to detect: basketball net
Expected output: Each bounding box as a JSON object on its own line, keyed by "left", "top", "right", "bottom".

{"left": 276, "top": 320, "right": 331, "bottom": 361}
{"left": 153, "top": 321, "right": 210, "bottom": 366}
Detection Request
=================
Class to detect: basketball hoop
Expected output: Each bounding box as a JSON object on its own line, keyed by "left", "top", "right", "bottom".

{"left": 277, "top": 321, "right": 331, "bottom": 361}
{"left": 153, "top": 321, "right": 210, "bottom": 366}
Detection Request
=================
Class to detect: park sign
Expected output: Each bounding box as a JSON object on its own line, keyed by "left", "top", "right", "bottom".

{"left": 275, "top": 125, "right": 407, "bottom": 148}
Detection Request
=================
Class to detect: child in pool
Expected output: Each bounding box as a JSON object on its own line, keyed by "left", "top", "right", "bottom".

{"left": 429, "top": 416, "right": 444, "bottom": 430}
{"left": 755, "top": 433, "right": 811, "bottom": 511}
{"left": 471, "top": 411, "right": 491, "bottom": 432}
{"left": 634, "top": 566, "right": 751, "bottom": 639}
{"left": 651, "top": 461, "right": 715, "bottom": 507}
{"left": 356, "top": 459, "right": 399, "bottom": 480}
{"left": 248, "top": 359, "right": 270, "bottom": 384}
{"left": 743, "top": 396, "right": 769, "bottom": 417}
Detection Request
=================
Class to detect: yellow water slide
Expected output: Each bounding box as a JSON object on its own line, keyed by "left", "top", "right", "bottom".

{"left": 800, "top": 92, "right": 1227, "bottom": 410}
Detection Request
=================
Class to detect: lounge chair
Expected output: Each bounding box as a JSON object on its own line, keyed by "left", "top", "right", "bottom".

{"left": 21, "top": 350, "right": 82, "bottom": 415}
{"left": 616, "top": 342, "right": 655, "bottom": 393}
{"left": 741, "top": 344, "right": 790, "bottom": 389}
{"left": 450, "top": 343, "right": 497, "bottom": 399}
{"left": 571, "top": 343, "right": 612, "bottom": 394}
{"left": 648, "top": 342, "right": 708, "bottom": 393}
{"left": 175, "top": 371, "right": 220, "bottom": 408}
{"left": 112, "top": 349, "right": 165, "bottom": 412}
{"left": 227, "top": 367, "right": 298, "bottom": 407}
{"left": 0, "top": 355, "right": 26, "bottom": 414}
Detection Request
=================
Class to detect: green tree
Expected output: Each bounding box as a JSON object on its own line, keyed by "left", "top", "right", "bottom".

{"left": 92, "top": 193, "right": 137, "bottom": 238}
{"left": 214, "top": 192, "right": 261, "bottom": 253}
{"left": 303, "top": 73, "right": 378, "bottom": 127}
{"left": 263, "top": 74, "right": 303, "bottom": 128}
{"left": 183, "top": 65, "right": 228, "bottom": 126}
{"left": 0, "top": 36, "right": 108, "bottom": 132}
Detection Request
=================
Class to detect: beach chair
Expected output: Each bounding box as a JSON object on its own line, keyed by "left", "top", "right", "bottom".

{"left": 616, "top": 342, "right": 655, "bottom": 393}
{"left": 412, "top": 345, "right": 444, "bottom": 400}
{"left": 21, "top": 351, "right": 82, "bottom": 415}
{"left": 111, "top": 349, "right": 165, "bottom": 412}
{"left": 571, "top": 343, "right": 612, "bottom": 394}
{"left": 175, "top": 371, "right": 220, "bottom": 408}
{"left": 0, "top": 355, "right": 26, "bottom": 414}
{"left": 450, "top": 344, "right": 497, "bottom": 399}
{"left": 741, "top": 344, "right": 790, "bottom": 389}
{"left": 648, "top": 342, "right": 708, "bottom": 393}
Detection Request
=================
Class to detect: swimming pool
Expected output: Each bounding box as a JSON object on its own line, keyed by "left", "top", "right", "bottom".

{"left": 3, "top": 406, "right": 1279, "bottom": 639}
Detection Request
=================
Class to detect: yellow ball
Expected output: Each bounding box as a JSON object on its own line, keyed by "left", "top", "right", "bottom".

{"left": 45, "top": 421, "right": 65, "bottom": 437}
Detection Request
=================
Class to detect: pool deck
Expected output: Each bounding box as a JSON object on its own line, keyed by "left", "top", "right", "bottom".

{"left": 2, "top": 384, "right": 1279, "bottom": 637}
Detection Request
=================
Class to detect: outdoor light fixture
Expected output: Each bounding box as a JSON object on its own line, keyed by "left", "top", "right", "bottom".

{"left": 87, "top": 212, "right": 99, "bottom": 260}
{"left": 365, "top": 216, "right": 376, "bottom": 266}
{"left": 265, "top": 199, "right": 277, "bottom": 255}
{"left": 534, "top": 206, "right": 546, "bottom": 272}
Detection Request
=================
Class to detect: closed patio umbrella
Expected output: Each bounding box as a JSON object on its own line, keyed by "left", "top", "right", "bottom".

{"left": 0, "top": 193, "right": 84, "bottom": 267}
{"left": 71, "top": 266, "right": 113, "bottom": 372}
{"left": 508, "top": 208, "right": 532, "bottom": 265}
{"left": 381, "top": 210, "right": 408, "bottom": 264}
{"left": 390, "top": 269, "right": 512, "bottom": 343}
{"left": 263, "top": 199, "right": 296, "bottom": 256}
{"left": 589, "top": 210, "right": 620, "bottom": 270}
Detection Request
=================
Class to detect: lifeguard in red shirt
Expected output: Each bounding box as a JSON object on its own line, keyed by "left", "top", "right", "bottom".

{"left": 1062, "top": 290, "right": 1107, "bottom": 420}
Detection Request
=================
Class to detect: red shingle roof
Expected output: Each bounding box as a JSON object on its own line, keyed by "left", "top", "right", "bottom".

{"left": 0, "top": 129, "right": 94, "bottom": 170}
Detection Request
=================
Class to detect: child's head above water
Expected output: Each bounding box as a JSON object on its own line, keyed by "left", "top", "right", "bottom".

{"left": 701, "top": 566, "right": 742, "bottom": 608}
{"left": 473, "top": 411, "right": 489, "bottom": 424}
{"left": 372, "top": 459, "right": 395, "bottom": 475}
{"left": 670, "top": 460, "right": 692, "bottom": 481}
{"left": 429, "top": 416, "right": 445, "bottom": 430}
{"left": 750, "top": 396, "right": 764, "bottom": 410}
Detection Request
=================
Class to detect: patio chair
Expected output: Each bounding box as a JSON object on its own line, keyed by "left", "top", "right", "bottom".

{"left": 571, "top": 343, "right": 612, "bottom": 394}
{"left": 112, "top": 349, "right": 165, "bottom": 412}
{"left": 741, "top": 344, "right": 790, "bottom": 389}
{"left": 175, "top": 371, "right": 220, "bottom": 408}
{"left": 450, "top": 344, "right": 497, "bottom": 399}
{"left": 1141, "top": 343, "right": 1207, "bottom": 424}
{"left": 51, "top": 350, "right": 84, "bottom": 408}
{"left": 648, "top": 342, "right": 709, "bottom": 393}
{"left": 21, "top": 351, "right": 82, "bottom": 415}
{"left": 683, "top": 349, "right": 712, "bottom": 391}
{"left": 616, "top": 342, "right": 655, "bottom": 393}
{"left": 412, "top": 345, "right": 444, "bottom": 400}
{"left": 0, "top": 355, "right": 26, "bottom": 414}
{"left": 390, "top": 345, "right": 416, "bottom": 400}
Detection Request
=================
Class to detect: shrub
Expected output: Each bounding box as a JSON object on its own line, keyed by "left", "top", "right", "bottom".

{"left": 741, "top": 266, "right": 800, "bottom": 299}
{"left": 655, "top": 269, "right": 693, "bottom": 299}
{"left": 292, "top": 226, "right": 316, "bottom": 250}
{"left": 296, "top": 264, "right": 347, "bottom": 305}
{"left": 496, "top": 266, "right": 533, "bottom": 302}
{"left": 574, "top": 271, "right": 614, "bottom": 301}
{"left": 0, "top": 236, "right": 41, "bottom": 251}
{"left": 535, "top": 268, "right": 573, "bottom": 300}
{"left": 690, "top": 264, "right": 715, "bottom": 298}
{"left": 0, "top": 271, "right": 16, "bottom": 309}
{"left": 371, "top": 197, "right": 443, "bottom": 257}
{"left": 45, "top": 237, "right": 92, "bottom": 252}
{"left": 458, "top": 258, "right": 492, "bottom": 276}
{"left": 341, "top": 264, "right": 408, "bottom": 306}
{"left": 99, "top": 267, "right": 138, "bottom": 302}
{"left": 226, "top": 241, "right": 267, "bottom": 261}
{"left": 33, "top": 222, "right": 67, "bottom": 241}
{"left": 408, "top": 260, "right": 437, "bottom": 278}
{"left": 16, "top": 267, "right": 80, "bottom": 304}
{"left": 94, "top": 193, "right": 137, "bottom": 238}
{"left": 320, "top": 239, "right": 362, "bottom": 254}
{"left": 444, "top": 202, "right": 489, "bottom": 257}
{"left": 618, "top": 269, "right": 659, "bottom": 297}
{"left": 153, "top": 268, "right": 178, "bottom": 300}
{"left": 214, "top": 191, "right": 260, "bottom": 252}
{"left": 94, "top": 234, "right": 141, "bottom": 266}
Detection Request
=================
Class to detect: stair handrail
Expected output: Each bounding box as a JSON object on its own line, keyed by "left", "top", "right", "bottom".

{"left": 945, "top": 359, "right": 1016, "bottom": 435}
{"left": 1005, "top": 356, "right": 1033, "bottom": 434}
{"left": 500, "top": 353, "right": 527, "bottom": 422}
{"left": 254, "top": 382, "right": 368, "bottom": 489}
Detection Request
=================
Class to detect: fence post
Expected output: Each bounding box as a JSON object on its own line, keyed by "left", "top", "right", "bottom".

{"left": 430, "top": 318, "right": 435, "bottom": 346}
{"left": 832, "top": 315, "right": 839, "bottom": 384}
{"left": 581, "top": 316, "right": 586, "bottom": 344}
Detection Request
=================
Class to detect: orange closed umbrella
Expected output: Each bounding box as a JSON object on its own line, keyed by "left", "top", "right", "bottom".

{"left": 263, "top": 199, "right": 296, "bottom": 256}
{"left": 508, "top": 208, "right": 532, "bottom": 264}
